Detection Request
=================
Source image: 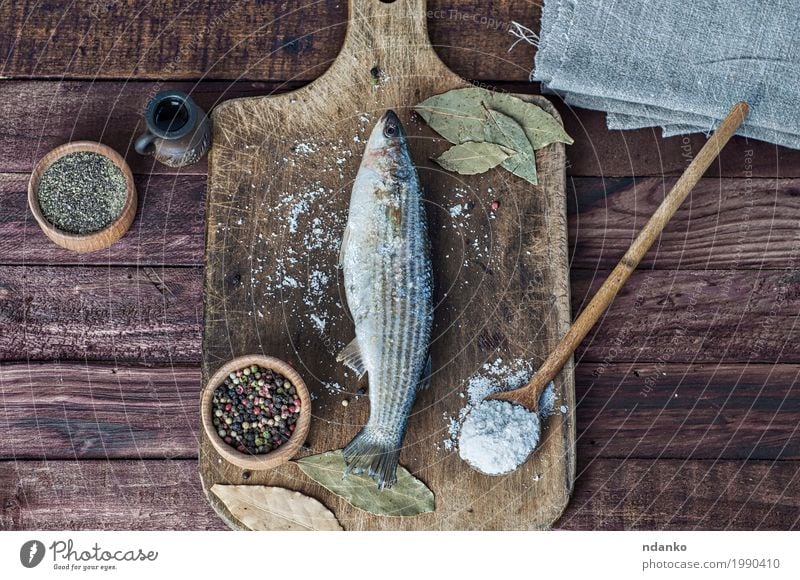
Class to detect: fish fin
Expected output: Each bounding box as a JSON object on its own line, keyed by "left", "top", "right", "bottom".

{"left": 336, "top": 337, "right": 366, "bottom": 378}
{"left": 342, "top": 426, "right": 402, "bottom": 490}
{"left": 337, "top": 224, "right": 350, "bottom": 269}
{"left": 417, "top": 354, "right": 433, "bottom": 390}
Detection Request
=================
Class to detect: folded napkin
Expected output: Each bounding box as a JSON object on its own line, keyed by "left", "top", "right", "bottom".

{"left": 532, "top": 0, "right": 800, "bottom": 148}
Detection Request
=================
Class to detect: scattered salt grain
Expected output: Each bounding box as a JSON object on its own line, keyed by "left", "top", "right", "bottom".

{"left": 292, "top": 142, "right": 316, "bottom": 154}
{"left": 458, "top": 400, "right": 541, "bottom": 475}
{"left": 322, "top": 381, "right": 343, "bottom": 394}
{"left": 539, "top": 381, "right": 557, "bottom": 417}
{"left": 309, "top": 314, "right": 327, "bottom": 332}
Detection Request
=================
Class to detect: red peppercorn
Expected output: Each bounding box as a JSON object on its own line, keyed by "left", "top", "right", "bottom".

{"left": 253, "top": 407, "right": 261, "bottom": 415}
{"left": 491, "top": 200, "right": 500, "bottom": 211}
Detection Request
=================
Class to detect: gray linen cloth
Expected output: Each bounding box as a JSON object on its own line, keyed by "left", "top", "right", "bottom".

{"left": 533, "top": 0, "right": 800, "bottom": 148}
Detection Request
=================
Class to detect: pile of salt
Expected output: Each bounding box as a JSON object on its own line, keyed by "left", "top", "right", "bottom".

{"left": 458, "top": 400, "right": 541, "bottom": 475}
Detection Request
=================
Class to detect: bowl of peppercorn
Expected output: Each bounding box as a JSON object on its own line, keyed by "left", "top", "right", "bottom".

{"left": 28, "top": 141, "right": 137, "bottom": 253}
{"left": 201, "top": 355, "right": 312, "bottom": 471}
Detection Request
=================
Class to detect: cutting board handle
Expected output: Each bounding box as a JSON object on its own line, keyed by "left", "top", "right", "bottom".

{"left": 343, "top": 0, "right": 429, "bottom": 45}
{"left": 334, "top": 0, "right": 461, "bottom": 86}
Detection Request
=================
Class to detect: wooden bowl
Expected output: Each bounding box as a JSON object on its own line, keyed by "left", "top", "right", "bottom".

{"left": 201, "top": 355, "right": 312, "bottom": 471}
{"left": 28, "top": 141, "right": 137, "bottom": 253}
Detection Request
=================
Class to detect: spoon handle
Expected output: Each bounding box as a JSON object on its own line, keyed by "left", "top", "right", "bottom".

{"left": 506, "top": 101, "right": 749, "bottom": 408}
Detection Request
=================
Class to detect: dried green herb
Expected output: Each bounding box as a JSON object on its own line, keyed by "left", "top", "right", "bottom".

{"left": 415, "top": 87, "right": 573, "bottom": 149}
{"left": 36, "top": 151, "right": 127, "bottom": 234}
{"left": 211, "top": 484, "right": 343, "bottom": 531}
{"left": 295, "top": 450, "right": 434, "bottom": 517}
{"left": 414, "top": 87, "right": 572, "bottom": 185}
{"left": 434, "top": 141, "right": 513, "bottom": 174}
{"left": 484, "top": 107, "right": 538, "bottom": 185}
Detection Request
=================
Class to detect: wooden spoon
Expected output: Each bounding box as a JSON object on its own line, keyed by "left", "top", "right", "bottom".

{"left": 489, "top": 102, "right": 750, "bottom": 415}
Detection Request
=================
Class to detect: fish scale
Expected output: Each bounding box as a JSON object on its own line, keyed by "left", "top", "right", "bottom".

{"left": 337, "top": 110, "right": 433, "bottom": 489}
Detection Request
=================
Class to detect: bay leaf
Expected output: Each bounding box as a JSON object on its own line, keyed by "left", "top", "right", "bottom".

{"left": 211, "top": 484, "right": 343, "bottom": 531}
{"left": 486, "top": 90, "right": 574, "bottom": 150}
{"left": 295, "top": 450, "right": 435, "bottom": 517}
{"left": 415, "top": 87, "right": 573, "bottom": 150}
{"left": 484, "top": 107, "right": 538, "bottom": 185}
{"left": 414, "top": 90, "right": 487, "bottom": 145}
{"left": 434, "top": 141, "right": 514, "bottom": 175}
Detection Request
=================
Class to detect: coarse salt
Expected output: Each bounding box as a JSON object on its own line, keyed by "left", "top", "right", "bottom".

{"left": 444, "top": 358, "right": 558, "bottom": 475}
{"left": 458, "top": 400, "right": 541, "bottom": 475}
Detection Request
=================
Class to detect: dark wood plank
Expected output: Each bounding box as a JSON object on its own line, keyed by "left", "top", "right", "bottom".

{"left": 576, "top": 363, "right": 800, "bottom": 461}
{"left": 3, "top": 362, "right": 796, "bottom": 461}
{"left": 558, "top": 458, "right": 800, "bottom": 530}
{"left": 0, "top": 362, "right": 200, "bottom": 459}
{"left": 0, "top": 266, "right": 201, "bottom": 362}
{"left": 1, "top": 458, "right": 795, "bottom": 529}
{"left": 0, "top": 173, "right": 205, "bottom": 266}
{"left": 2, "top": 81, "right": 799, "bottom": 178}
{"left": 550, "top": 100, "right": 800, "bottom": 180}
{"left": 0, "top": 460, "right": 224, "bottom": 530}
{"left": 572, "top": 268, "right": 800, "bottom": 364}
{"left": 6, "top": 171, "right": 800, "bottom": 269}
{"left": 568, "top": 177, "right": 800, "bottom": 269}
{"left": 0, "top": 81, "right": 268, "bottom": 175}
{"left": 0, "top": 1, "right": 536, "bottom": 82}
{"left": 1, "top": 266, "right": 797, "bottom": 364}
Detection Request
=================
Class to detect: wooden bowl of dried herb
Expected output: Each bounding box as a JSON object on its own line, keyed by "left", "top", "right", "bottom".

{"left": 201, "top": 355, "right": 312, "bottom": 471}
{"left": 28, "top": 141, "right": 137, "bottom": 253}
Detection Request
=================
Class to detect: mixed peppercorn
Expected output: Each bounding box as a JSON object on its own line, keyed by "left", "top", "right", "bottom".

{"left": 211, "top": 364, "right": 301, "bottom": 454}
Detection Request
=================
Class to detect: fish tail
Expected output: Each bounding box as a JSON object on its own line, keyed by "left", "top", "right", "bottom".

{"left": 342, "top": 426, "right": 402, "bottom": 490}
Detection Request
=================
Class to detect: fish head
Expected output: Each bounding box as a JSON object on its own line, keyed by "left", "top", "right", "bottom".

{"left": 361, "top": 110, "right": 412, "bottom": 177}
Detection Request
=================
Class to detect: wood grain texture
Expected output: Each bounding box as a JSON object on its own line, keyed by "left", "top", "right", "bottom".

{"left": 2, "top": 265, "right": 796, "bottom": 365}
{"left": 1, "top": 458, "right": 796, "bottom": 530}
{"left": 0, "top": 173, "right": 205, "bottom": 266}
{"left": 569, "top": 177, "right": 800, "bottom": 269}
{"left": 0, "top": 460, "right": 224, "bottom": 530}
{"left": 0, "top": 1, "right": 535, "bottom": 82}
{"left": 576, "top": 363, "right": 800, "bottom": 461}
{"left": 2, "top": 361, "right": 796, "bottom": 461}
{"left": 558, "top": 458, "right": 800, "bottom": 530}
{"left": 572, "top": 269, "right": 800, "bottom": 364}
{"left": 202, "top": 0, "right": 574, "bottom": 530}
{"left": 2, "top": 81, "right": 800, "bottom": 178}
{"left": 0, "top": 266, "right": 201, "bottom": 362}
{"left": 6, "top": 172, "right": 800, "bottom": 269}
{"left": 0, "top": 362, "right": 200, "bottom": 459}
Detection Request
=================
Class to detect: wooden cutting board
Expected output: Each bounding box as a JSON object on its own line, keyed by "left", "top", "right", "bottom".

{"left": 201, "top": 0, "right": 574, "bottom": 530}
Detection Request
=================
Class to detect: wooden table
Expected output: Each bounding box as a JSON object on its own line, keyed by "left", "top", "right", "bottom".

{"left": 1, "top": 1, "right": 798, "bottom": 530}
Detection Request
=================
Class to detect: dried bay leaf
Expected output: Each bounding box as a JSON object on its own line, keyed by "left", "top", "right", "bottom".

{"left": 434, "top": 141, "right": 514, "bottom": 175}
{"left": 415, "top": 90, "right": 487, "bottom": 145}
{"left": 486, "top": 91, "right": 574, "bottom": 150}
{"left": 415, "top": 87, "right": 573, "bottom": 150}
{"left": 295, "top": 450, "right": 435, "bottom": 517}
{"left": 484, "top": 108, "right": 538, "bottom": 185}
{"left": 211, "top": 484, "right": 343, "bottom": 531}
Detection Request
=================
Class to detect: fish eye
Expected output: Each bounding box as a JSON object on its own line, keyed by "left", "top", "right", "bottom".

{"left": 384, "top": 123, "right": 398, "bottom": 138}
